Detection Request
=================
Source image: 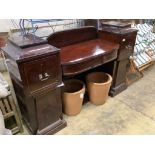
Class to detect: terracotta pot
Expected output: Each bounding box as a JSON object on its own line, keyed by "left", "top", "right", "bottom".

{"left": 86, "top": 72, "right": 112, "bottom": 105}
{"left": 62, "top": 79, "right": 85, "bottom": 116}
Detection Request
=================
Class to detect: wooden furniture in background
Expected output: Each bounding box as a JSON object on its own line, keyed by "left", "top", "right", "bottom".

{"left": 0, "top": 32, "right": 9, "bottom": 72}
{"left": 0, "top": 93, "right": 23, "bottom": 134}
{"left": 3, "top": 34, "right": 66, "bottom": 134}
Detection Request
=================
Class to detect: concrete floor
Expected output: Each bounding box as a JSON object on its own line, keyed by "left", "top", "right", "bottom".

{"left": 58, "top": 64, "right": 155, "bottom": 135}
{"left": 4, "top": 64, "right": 155, "bottom": 135}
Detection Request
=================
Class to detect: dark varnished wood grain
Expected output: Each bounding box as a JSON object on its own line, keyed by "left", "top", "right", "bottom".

{"left": 99, "top": 31, "right": 137, "bottom": 60}
{"left": 2, "top": 35, "right": 66, "bottom": 134}
{"left": 60, "top": 39, "right": 118, "bottom": 76}
{"left": 47, "top": 26, "right": 97, "bottom": 48}
{"left": 35, "top": 87, "right": 64, "bottom": 134}
{"left": 60, "top": 39, "right": 119, "bottom": 65}
{"left": 99, "top": 21, "right": 137, "bottom": 96}
{"left": 2, "top": 24, "right": 137, "bottom": 134}
{"left": 62, "top": 49, "right": 117, "bottom": 76}
{"left": 3, "top": 42, "right": 59, "bottom": 63}
{"left": 48, "top": 27, "right": 119, "bottom": 77}
{"left": 20, "top": 53, "right": 62, "bottom": 96}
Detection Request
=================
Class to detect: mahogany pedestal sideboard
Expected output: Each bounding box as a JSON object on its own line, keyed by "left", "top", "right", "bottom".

{"left": 47, "top": 26, "right": 119, "bottom": 77}
{"left": 99, "top": 21, "right": 138, "bottom": 96}
{"left": 2, "top": 25, "right": 136, "bottom": 134}
{"left": 2, "top": 34, "right": 66, "bottom": 135}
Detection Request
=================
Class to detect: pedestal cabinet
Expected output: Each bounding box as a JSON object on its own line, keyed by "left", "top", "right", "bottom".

{"left": 2, "top": 34, "right": 66, "bottom": 134}
{"left": 99, "top": 21, "right": 138, "bottom": 96}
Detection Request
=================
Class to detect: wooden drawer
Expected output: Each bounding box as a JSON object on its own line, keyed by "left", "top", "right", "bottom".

{"left": 22, "top": 54, "right": 61, "bottom": 94}
{"left": 118, "top": 33, "right": 136, "bottom": 60}
{"left": 62, "top": 50, "right": 117, "bottom": 76}
{"left": 120, "top": 33, "right": 136, "bottom": 47}
{"left": 62, "top": 56, "right": 103, "bottom": 76}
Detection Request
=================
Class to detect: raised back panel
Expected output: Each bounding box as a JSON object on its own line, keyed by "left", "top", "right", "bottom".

{"left": 47, "top": 26, "right": 98, "bottom": 48}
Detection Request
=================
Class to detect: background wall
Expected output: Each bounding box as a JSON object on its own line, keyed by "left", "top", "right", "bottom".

{"left": 0, "top": 19, "right": 14, "bottom": 32}
{"left": 0, "top": 19, "right": 146, "bottom": 32}
{"left": 0, "top": 19, "right": 84, "bottom": 33}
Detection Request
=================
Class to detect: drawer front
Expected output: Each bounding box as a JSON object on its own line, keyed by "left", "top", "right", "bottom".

{"left": 22, "top": 54, "right": 61, "bottom": 94}
{"left": 120, "top": 33, "right": 136, "bottom": 47}
{"left": 118, "top": 33, "right": 137, "bottom": 60}
{"left": 62, "top": 56, "right": 103, "bottom": 76}
{"left": 62, "top": 50, "right": 117, "bottom": 77}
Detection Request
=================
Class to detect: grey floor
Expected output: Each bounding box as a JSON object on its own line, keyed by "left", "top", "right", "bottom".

{"left": 18, "top": 64, "right": 155, "bottom": 135}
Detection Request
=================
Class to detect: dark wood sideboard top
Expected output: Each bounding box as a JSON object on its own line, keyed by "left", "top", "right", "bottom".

{"left": 47, "top": 26, "right": 119, "bottom": 66}
{"left": 60, "top": 39, "right": 119, "bottom": 65}
{"left": 47, "top": 26, "right": 119, "bottom": 76}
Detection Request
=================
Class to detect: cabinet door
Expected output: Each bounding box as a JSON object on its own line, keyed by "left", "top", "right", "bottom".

{"left": 35, "top": 87, "right": 62, "bottom": 131}
{"left": 22, "top": 53, "right": 61, "bottom": 95}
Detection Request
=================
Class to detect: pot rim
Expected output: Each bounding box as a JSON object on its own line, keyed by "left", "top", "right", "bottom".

{"left": 87, "top": 72, "right": 112, "bottom": 85}
{"left": 63, "top": 79, "right": 85, "bottom": 95}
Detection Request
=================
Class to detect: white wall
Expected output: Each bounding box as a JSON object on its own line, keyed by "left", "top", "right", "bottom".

{"left": 0, "top": 19, "right": 13, "bottom": 32}
{"left": 0, "top": 19, "right": 83, "bottom": 32}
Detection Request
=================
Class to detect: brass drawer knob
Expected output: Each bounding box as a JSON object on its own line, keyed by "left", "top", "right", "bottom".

{"left": 122, "top": 38, "right": 126, "bottom": 42}
{"left": 44, "top": 73, "right": 50, "bottom": 78}
{"left": 38, "top": 73, "right": 50, "bottom": 81}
